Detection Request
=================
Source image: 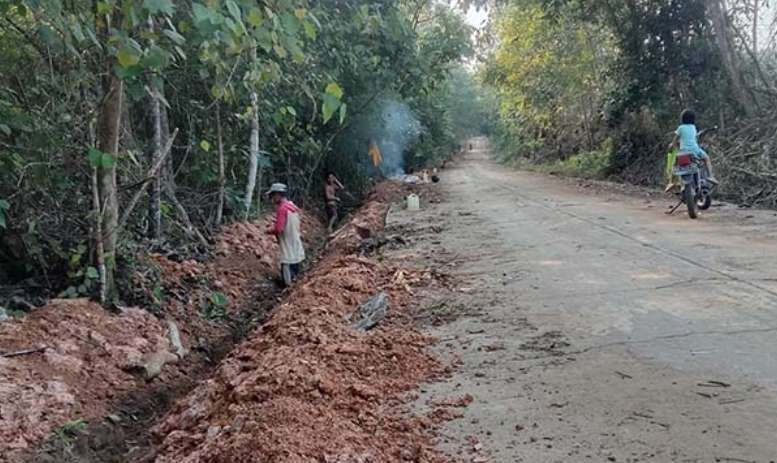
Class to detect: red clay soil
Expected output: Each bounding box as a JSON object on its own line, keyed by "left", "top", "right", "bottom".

{"left": 0, "top": 212, "right": 324, "bottom": 463}
{"left": 325, "top": 182, "right": 413, "bottom": 254}
{"left": 152, "top": 182, "right": 457, "bottom": 463}
{"left": 0, "top": 299, "right": 170, "bottom": 460}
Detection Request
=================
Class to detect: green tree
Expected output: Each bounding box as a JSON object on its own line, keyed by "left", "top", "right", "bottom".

{"left": 0, "top": 0, "right": 474, "bottom": 302}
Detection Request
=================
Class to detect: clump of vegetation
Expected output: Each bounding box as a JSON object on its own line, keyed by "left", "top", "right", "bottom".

{"left": 536, "top": 140, "right": 614, "bottom": 180}
{"left": 54, "top": 418, "right": 88, "bottom": 446}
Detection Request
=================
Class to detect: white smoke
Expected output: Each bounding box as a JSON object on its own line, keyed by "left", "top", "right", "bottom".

{"left": 373, "top": 99, "right": 422, "bottom": 176}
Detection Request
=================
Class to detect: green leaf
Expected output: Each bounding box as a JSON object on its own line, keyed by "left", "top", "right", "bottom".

{"left": 117, "top": 46, "right": 141, "bottom": 68}
{"left": 152, "top": 286, "right": 165, "bottom": 303}
{"left": 101, "top": 153, "right": 116, "bottom": 169}
{"left": 325, "top": 82, "right": 343, "bottom": 99}
{"left": 142, "top": 45, "right": 169, "bottom": 69}
{"left": 0, "top": 199, "right": 8, "bottom": 229}
{"left": 143, "top": 0, "right": 175, "bottom": 15}
{"left": 322, "top": 93, "right": 341, "bottom": 124}
{"left": 96, "top": 1, "right": 111, "bottom": 15}
{"left": 273, "top": 44, "right": 287, "bottom": 58}
{"left": 60, "top": 286, "right": 78, "bottom": 299}
{"left": 286, "top": 106, "right": 297, "bottom": 117}
{"left": 247, "top": 8, "right": 263, "bottom": 27}
{"left": 286, "top": 39, "right": 305, "bottom": 63}
{"left": 192, "top": 3, "right": 212, "bottom": 23}
{"left": 87, "top": 148, "right": 116, "bottom": 169}
{"left": 281, "top": 12, "right": 301, "bottom": 35}
{"left": 38, "top": 25, "right": 58, "bottom": 46}
{"left": 0, "top": 124, "right": 10, "bottom": 136}
{"left": 85, "top": 26, "right": 101, "bottom": 49}
{"left": 226, "top": 0, "right": 241, "bottom": 21}
{"left": 87, "top": 148, "right": 103, "bottom": 168}
{"left": 115, "top": 64, "right": 144, "bottom": 80}
{"left": 126, "top": 149, "right": 141, "bottom": 167}
{"left": 200, "top": 140, "right": 211, "bottom": 152}
{"left": 210, "top": 291, "right": 228, "bottom": 307}
{"left": 339, "top": 102, "right": 347, "bottom": 124}
{"left": 86, "top": 267, "right": 99, "bottom": 279}
{"left": 162, "top": 29, "right": 186, "bottom": 45}
{"left": 211, "top": 84, "right": 224, "bottom": 99}
{"left": 303, "top": 21, "right": 316, "bottom": 39}
{"left": 71, "top": 19, "right": 85, "bottom": 43}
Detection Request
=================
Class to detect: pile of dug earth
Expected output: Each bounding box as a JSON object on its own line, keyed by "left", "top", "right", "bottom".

{"left": 153, "top": 182, "right": 459, "bottom": 462}
{"left": 0, "top": 215, "right": 323, "bottom": 461}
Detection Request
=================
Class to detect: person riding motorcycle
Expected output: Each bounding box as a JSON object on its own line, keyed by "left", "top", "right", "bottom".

{"left": 665, "top": 109, "right": 719, "bottom": 191}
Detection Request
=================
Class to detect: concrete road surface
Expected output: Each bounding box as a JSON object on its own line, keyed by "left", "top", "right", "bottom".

{"left": 389, "top": 139, "right": 777, "bottom": 462}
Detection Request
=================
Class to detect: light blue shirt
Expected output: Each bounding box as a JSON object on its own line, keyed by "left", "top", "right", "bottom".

{"left": 676, "top": 124, "right": 703, "bottom": 157}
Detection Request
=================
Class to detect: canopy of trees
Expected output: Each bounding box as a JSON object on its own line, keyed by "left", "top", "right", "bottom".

{"left": 0, "top": 0, "right": 477, "bottom": 302}
{"left": 482, "top": 0, "right": 777, "bottom": 203}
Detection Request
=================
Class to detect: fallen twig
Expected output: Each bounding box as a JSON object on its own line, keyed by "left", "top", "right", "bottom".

{"left": 665, "top": 199, "right": 683, "bottom": 215}
{"left": 1, "top": 346, "right": 47, "bottom": 358}
{"left": 698, "top": 380, "right": 731, "bottom": 388}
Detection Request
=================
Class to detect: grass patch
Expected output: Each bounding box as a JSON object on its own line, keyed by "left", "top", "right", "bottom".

{"left": 54, "top": 418, "right": 88, "bottom": 446}
{"left": 507, "top": 140, "right": 614, "bottom": 180}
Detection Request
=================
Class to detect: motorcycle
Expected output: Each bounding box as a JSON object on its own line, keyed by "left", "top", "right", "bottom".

{"left": 667, "top": 127, "right": 717, "bottom": 219}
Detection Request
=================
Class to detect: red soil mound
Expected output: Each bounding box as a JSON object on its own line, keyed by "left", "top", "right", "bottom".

{"left": 0, "top": 299, "right": 169, "bottom": 461}
{"left": 152, "top": 182, "right": 453, "bottom": 463}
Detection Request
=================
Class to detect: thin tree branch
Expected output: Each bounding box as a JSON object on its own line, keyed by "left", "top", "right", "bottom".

{"left": 114, "top": 128, "right": 179, "bottom": 234}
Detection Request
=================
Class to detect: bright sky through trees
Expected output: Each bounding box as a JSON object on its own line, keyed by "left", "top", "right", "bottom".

{"left": 465, "top": 5, "right": 488, "bottom": 29}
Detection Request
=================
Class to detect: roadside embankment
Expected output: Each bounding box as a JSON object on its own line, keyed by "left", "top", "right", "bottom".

{"left": 1, "top": 214, "right": 323, "bottom": 462}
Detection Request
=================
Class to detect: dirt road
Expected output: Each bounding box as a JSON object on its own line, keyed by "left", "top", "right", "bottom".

{"left": 389, "top": 139, "right": 777, "bottom": 462}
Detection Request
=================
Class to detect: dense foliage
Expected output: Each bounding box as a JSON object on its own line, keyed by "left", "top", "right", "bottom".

{"left": 483, "top": 0, "right": 777, "bottom": 198}
{"left": 0, "top": 0, "right": 477, "bottom": 301}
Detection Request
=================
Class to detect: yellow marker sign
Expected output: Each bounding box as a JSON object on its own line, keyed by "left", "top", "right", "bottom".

{"left": 369, "top": 141, "right": 382, "bottom": 167}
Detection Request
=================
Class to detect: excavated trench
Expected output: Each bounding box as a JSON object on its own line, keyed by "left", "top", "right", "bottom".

{"left": 19, "top": 218, "right": 327, "bottom": 463}
{"left": 27, "top": 293, "right": 280, "bottom": 463}
{"left": 7, "top": 180, "right": 458, "bottom": 463}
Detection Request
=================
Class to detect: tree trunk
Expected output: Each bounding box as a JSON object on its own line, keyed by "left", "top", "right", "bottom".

{"left": 148, "top": 17, "right": 163, "bottom": 239}
{"left": 215, "top": 104, "right": 226, "bottom": 225}
{"left": 243, "top": 89, "right": 260, "bottom": 220}
{"left": 752, "top": 0, "right": 758, "bottom": 56}
{"left": 89, "top": 121, "right": 107, "bottom": 305}
{"left": 160, "top": 93, "right": 172, "bottom": 183}
{"left": 91, "top": 166, "right": 107, "bottom": 305}
{"left": 148, "top": 84, "right": 163, "bottom": 239}
{"left": 709, "top": 0, "right": 753, "bottom": 115}
{"left": 96, "top": 74, "right": 123, "bottom": 303}
{"left": 257, "top": 162, "right": 264, "bottom": 214}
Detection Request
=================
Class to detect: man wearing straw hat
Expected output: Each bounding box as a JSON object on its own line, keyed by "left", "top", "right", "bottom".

{"left": 265, "top": 183, "right": 305, "bottom": 287}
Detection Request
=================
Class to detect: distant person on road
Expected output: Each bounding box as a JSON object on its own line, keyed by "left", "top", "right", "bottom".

{"left": 668, "top": 109, "right": 719, "bottom": 190}
{"left": 266, "top": 183, "right": 305, "bottom": 287}
{"left": 324, "top": 172, "right": 345, "bottom": 234}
